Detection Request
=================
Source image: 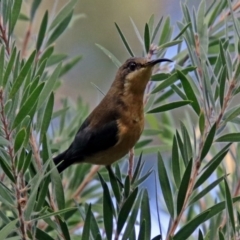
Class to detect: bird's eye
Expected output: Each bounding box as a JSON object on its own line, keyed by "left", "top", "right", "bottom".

{"left": 128, "top": 62, "right": 137, "bottom": 72}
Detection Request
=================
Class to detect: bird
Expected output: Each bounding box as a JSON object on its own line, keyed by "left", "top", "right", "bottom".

{"left": 53, "top": 57, "right": 172, "bottom": 173}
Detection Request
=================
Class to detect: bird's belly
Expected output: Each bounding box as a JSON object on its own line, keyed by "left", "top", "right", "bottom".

{"left": 84, "top": 120, "right": 143, "bottom": 165}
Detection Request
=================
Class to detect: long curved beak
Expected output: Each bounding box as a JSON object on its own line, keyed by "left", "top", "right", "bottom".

{"left": 146, "top": 58, "right": 173, "bottom": 66}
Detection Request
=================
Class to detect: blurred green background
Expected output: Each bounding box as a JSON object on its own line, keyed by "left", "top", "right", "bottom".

{"left": 18, "top": 0, "right": 197, "bottom": 108}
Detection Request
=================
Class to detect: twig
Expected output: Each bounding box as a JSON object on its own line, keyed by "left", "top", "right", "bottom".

{"left": 22, "top": 22, "right": 32, "bottom": 58}
{"left": 29, "top": 129, "right": 42, "bottom": 171}
{"left": 128, "top": 148, "right": 134, "bottom": 180}
{"left": 0, "top": 88, "right": 27, "bottom": 240}
{"left": 72, "top": 165, "right": 100, "bottom": 200}
{"left": 0, "top": 21, "right": 10, "bottom": 55}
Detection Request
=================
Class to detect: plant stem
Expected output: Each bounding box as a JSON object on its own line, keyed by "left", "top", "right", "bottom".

{"left": 0, "top": 88, "right": 27, "bottom": 239}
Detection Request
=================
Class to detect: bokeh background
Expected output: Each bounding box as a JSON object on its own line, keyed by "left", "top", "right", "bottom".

{"left": 18, "top": 0, "right": 201, "bottom": 237}
{"left": 20, "top": 0, "right": 197, "bottom": 107}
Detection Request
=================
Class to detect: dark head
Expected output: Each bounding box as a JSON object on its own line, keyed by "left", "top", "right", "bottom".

{"left": 115, "top": 57, "right": 172, "bottom": 95}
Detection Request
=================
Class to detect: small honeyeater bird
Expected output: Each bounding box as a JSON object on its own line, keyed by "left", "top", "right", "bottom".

{"left": 54, "top": 57, "right": 172, "bottom": 173}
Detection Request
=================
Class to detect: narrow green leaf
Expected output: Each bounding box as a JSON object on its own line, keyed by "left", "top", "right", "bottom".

{"left": 47, "top": 54, "right": 67, "bottom": 67}
{"left": 200, "top": 123, "right": 216, "bottom": 160}
{"left": 36, "top": 11, "right": 48, "bottom": 51}
{"left": 108, "top": 165, "right": 121, "bottom": 203}
{"left": 227, "top": 0, "right": 240, "bottom": 38}
{"left": 82, "top": 204, "right": 92, "bottom": 240}
{"left": 173, "top": 22, "right": 191, "bottom": 40}
{"left": 158, "top": 152, "right": 174, "bottom": 218}
{"left": 224, "top": 106, "right": 240, "bottom": 123}
{"left": 12, "top": 83, "right": 44, "bottom": 129}
{"left": 59, "top": 55, "right": 82, "bottom": 77}
{"left": 189, "top": 175, "right": 226, "bottom": 206}
{"left": 144, "top": 23, "right": 150, "bottom": 53}
{"left": 216, "top": 133, "right": 240, "bottom": 142}
{"left": 122, "top": 193, "right": 142, "bottom": 240}
{"left": 96, "top": 44, "right": 121, "bottom": 68}
{"left": 137, "top": 220, "right": 146, "bottom": 240}
{"left": 10, "top": 50, "right": 36, "bottom": 98}
{"left": 117, "top": 188, "right": 138, "bottom": 235}
{"left": 0, "top": 157, "right": 14, "bottom": 182}
{"left": 194, "top": 149, "right": 229, "bottom": 189}
{"left": 124, "top": 176, "right": 130, "bottom": 198}
{"left": 115, "top": 23, "right": 134, "bottom": 57}
{"left": 0, "top": 136, "right": 10, "bottom": 146}
{"left": 40, "top": 93, "right": 54, "bottom": 143}
{"left": 180, "top": 122, "right": 192, "bottom": 163}
{"left": 0, "top": 182, "right": 14, "bottom": 206}
{"left": 31, "top": 0, "right": 42, "bottom": 20}
{"left": 98, "top": 173, "right": 114, "bottom": 240}
{"left": 198, "top": 229, "right": 204, "bottom": 240}
{"left": 224, "top": 179, "right": 235, "bottom": 233}
{"left": 0, "top": 46, "right": 5, "bottom": 86}
{"left": 199, "top": 110, "right": 205, "bottom": 136}
{"left": 177, "top": 159, "right": 192, "bottom": 215}
{"left": 9, "top": 0, "right": 22, "bottom": 34}
{"left": 218, "top": 229, "right": 224, "bottom": 240}
{"left": 131, "top": 153, "right": 143, "bottom": 184}
{"left": 173, "top": 210, "right": 210, "bottom": 240}
{"left": 151, "top": 73, "right": 170, "bottom": 81}
{"left": 47, "top": 11, "right": 73, "bottom": 46}
{"left": 177, "top": 70, "right": 200, "bottom": 115}
{"left": 219, "top": 66, "right": 227, "bottom": 108}
{"left": 0, "top": 219, "right": 18, "bottom": 239}
{"left": 22, "top": 150, "right": 32, "bottom": 174}
{"left": 151, "top": 73, "right": 179, "bottom": 93}
{"left": 151, "top": 17, "right": 163, "bottom": 43}
{"left": 159, "top": 40, "right": 182, "bottom": 49}
{"left": 31, "top": 207, "right": 77, "bottom": 221}
{"left": 35, "top": 176, "right": 50, "bottom": 211}
{"left": 132, "top": 170, "right": 152, "bottom": 187}
{"left": 37, "top": 63, "right": 61, "bottom": 109}
{"left": 158, "top": 16, "right": 171, "bottom": 46}
{"left": 14, "top": 128, "right": 26, "bottom": 153}
{"left": 140, "top": 190, "right": 151, "bottom": 240}
{"left": 39, "top": 46, "right": 54, "bottom": 65}
{"left": 147, "top": 100, "right": 192, "bottom": 114}
{"left": 50, "top": 0, "right": 78, "bottom": 30}
{"left": 172, "top": 135, "right": 181, "bottom": 188}
{"left": 148, "top": 14, "right": 154, "bottom": 36}
{"left": 35, "top": 228, "right": 55, "bottom": 240}
{"left": 3, "top": 47, "right": 16, "bottom": 87}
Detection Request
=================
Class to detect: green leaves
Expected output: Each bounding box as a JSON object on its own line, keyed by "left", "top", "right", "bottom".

{"left": 36, "top": 11, "right": 48, "bottom": 51}
{"left": 216, "top": 133, "right": 240, "bottom": 142}
{"left": 9, "top": 0, "right": 22, "bottom": 35}
{"left": 177, "top": 159, "right": 192, "bottom": 215}
{"left": 115, "top": 23, "right": 134, "bottom": 57}
{"left": 12, "top": 83, "right": 44, "bottom": 129}
{"left": 158, "top": 152, "right": 174, "bottom": 218}
{"left": 147, "top": 100, "right": 192, "bottom": 113}
{"left": 200, "top": 122, "right": 216, "bottom": 160}
{"left": 10, "top": 50, "right": 36, "bottom": 98}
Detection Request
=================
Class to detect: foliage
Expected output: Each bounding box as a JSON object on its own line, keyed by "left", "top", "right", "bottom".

{"left": 1, "top": 0, "right": 240, "bottom": 240}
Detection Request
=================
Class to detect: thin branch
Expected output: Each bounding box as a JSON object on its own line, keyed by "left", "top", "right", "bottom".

{"left": 0, "top": 22, "right": 10, "bottom": 55}
{"left": 21, "top": 22, "right": 32, "bottom": 58}
{"left": 72, "top": 165, "right": 100, "bottom": 200}
{"left": 0, "top": 88, "right": 27, "bottom": 240}
{"left": 29, "top": 129, "right": 42, "bottom": 171}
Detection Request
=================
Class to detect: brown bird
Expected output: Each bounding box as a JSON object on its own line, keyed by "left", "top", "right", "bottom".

{"left": 54, "top": 57, "right": 172, "bottom": 173}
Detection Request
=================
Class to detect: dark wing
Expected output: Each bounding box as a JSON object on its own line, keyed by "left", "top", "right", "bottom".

{"left": 66, "top": 120, "right": 119, "bottom": 160}
{"left": 55, "top": 120, "right": 119, "bottom": 172}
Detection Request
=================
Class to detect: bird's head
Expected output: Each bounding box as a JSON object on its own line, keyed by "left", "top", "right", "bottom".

{"left": 116, "top": 57, "right": 172, "bottom": 95}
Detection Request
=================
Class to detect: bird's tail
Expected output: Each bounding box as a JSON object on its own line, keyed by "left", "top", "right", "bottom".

{"left": 53, "top": 150, "right": 70, "bottom": 173}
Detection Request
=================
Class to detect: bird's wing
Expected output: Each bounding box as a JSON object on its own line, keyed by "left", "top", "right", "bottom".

{"left": 65, "top": 120, "right": 119, "bottom": 162}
